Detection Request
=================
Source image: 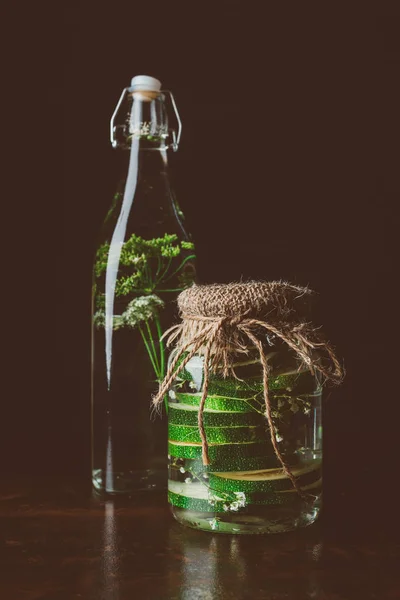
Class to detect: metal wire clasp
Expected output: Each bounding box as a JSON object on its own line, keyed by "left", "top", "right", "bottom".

{"left": 110, "top": 87, "right": 182, "bottom": 151}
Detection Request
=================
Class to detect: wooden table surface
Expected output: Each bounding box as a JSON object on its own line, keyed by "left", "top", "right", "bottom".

{"left": 1, "top": 477, "right": 399, "bottom": 600}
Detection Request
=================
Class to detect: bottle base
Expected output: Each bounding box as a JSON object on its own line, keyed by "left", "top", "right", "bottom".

{"left": 170, "top": 502, "right": 321, "bottom": 534}
{"left": 92, "top": 468, "right": 167, "bottom": 494}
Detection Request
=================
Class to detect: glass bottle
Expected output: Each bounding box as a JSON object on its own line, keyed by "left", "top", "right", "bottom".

{"left": 168, "top": 341, "right": 322, "bottom": 533}
{"left": 92, "top": 76, "right": 196, "bottom": 494}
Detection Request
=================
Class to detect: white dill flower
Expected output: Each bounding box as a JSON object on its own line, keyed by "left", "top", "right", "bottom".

{"left": 210, "top": 518, "right": 219, "bottom": 530}
{"left": 188, "top": 381, "right": 197, "bottom": 390}
{"left": 208, "top": 492, "right": 217, "bottom": 505}
{"left": 93, "top": 310, "right": 105, "bottom": 328}
{"left": 179, "top": 467, "right": 186, "bottom": 474}
{"left": 230, "top": 502, "right": 239, "bottom": 512}
{"left": 141, "top": 122, "right": 150, "bottom": 135}
{"left": 184, "top": 477, "right": 192, "bottom": 484}
{"left": 93, "top": 311, "right": 124, "bottom": 330}
{"left": 222, "top": 504, "right": 229, "bottom": 512}
{"left": 122, "top": 294, "right": 164, "bottom": 328}
{"left": 234, "top": 492, "right": 246, "bottom": 507}
{"left": 113, "top": 316, "right": 124, "bottom": 330}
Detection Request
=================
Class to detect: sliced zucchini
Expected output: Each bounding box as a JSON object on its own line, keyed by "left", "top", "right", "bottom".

{"left": 169, "top": 452, "right": 282, "bottom": 473}
{"left": 168, "top": 402, "right": 264, "bottom": 427}
{"left": 173, "top": 392, "right": 263, "bottom": 413}
{"left": 207, "top": 369, "right": 318, "bottom": 398}
{"left": 168, "top": 480, "right": 304, "bottom": 512}
{"left": 168, "top": 440, "right": 275, "bottom": 463}
{"left": 168, "top": 423, "right": 267, "bottom": 445}
{"left": 208, "top": 462, "right": 322, "bottom": 494}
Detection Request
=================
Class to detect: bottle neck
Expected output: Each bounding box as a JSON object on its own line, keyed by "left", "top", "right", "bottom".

{"left": 111, "top": 86, "right": 180, "bottom": 151}
{"left": 129, "top": 141, "right": 169, "bottom": 178}
{"left": 110, "top": 137, "right": 186, "bottom": 242}
{"left": 126, "top": 92, "right": 169, "bottom": 151}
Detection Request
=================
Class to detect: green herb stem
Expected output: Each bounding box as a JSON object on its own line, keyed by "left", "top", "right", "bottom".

{"left": 155, "top": 314, "right": 167, "bottom": 413}
{"left": 145, "top": 319, "right": 160, "bottom": 374}
{"left": 162, "top": 254, "right": 196, "bottom": 283}
{"left": 155, "top": 255, "right": 162, "bottom": 278}
{"left": 138, "top": 325, "right": 160, "bottom": 380}
{"left": 155, "top": 257, "right": 172, "bottom": 286}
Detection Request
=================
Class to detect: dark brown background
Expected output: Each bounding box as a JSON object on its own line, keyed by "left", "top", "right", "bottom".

{"left": 7, "top": 3, "right": 399, "bottom": 533}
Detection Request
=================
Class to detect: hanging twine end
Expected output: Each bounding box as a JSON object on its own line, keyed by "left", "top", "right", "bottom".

{"left": 201, "top": 447, "right": 211, "bottom": 466}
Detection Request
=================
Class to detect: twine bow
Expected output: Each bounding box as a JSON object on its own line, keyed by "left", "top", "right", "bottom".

{"left": 153, "top": 282, "right": 344, "bottom": 497}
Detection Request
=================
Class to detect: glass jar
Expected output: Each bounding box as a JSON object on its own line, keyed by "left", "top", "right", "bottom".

{"left": 167, "top": 341, "right": 322, "bottom": 534}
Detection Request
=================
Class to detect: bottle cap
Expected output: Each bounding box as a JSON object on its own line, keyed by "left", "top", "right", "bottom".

{"left": 130, "top": 75, "right": 162, "bottom": 93}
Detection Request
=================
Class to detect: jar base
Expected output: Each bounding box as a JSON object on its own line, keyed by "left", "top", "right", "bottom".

{"left": 92, "top": 468, "right": 167, "bottom": 494}
{"left": 170, "top": 501, "right": 321, "bottom": 534}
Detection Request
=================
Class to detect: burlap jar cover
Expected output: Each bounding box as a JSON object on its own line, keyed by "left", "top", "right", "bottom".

{"left": 153, "top": 281, "right": 343, "bottom": 496}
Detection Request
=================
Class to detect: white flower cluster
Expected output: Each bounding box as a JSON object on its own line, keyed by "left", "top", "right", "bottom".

{"left": 93, "top": 310, "right": 105, "bottom": 327}
{"left": 222, "top": 491, "right": 247, "bottom": 512}
{"left": 94, "top": 294, "right": 164, "bottom": 330}
{"left": 208, "top": 492, "right": 219, "bottom": 508}
{"left": 209, "top": 517, "right": 220, "bottom": 531}
{"left": 208, "top": 490, "right": 247, "bottom": 512}
{"left": 234, "top": 491, "right": 246, "bottom": 506}
{"left": 93, "top": 311, "right": 124, "bottom": 330}
{"left": 123, "top": 294, "right": 164, "bottom": 328}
